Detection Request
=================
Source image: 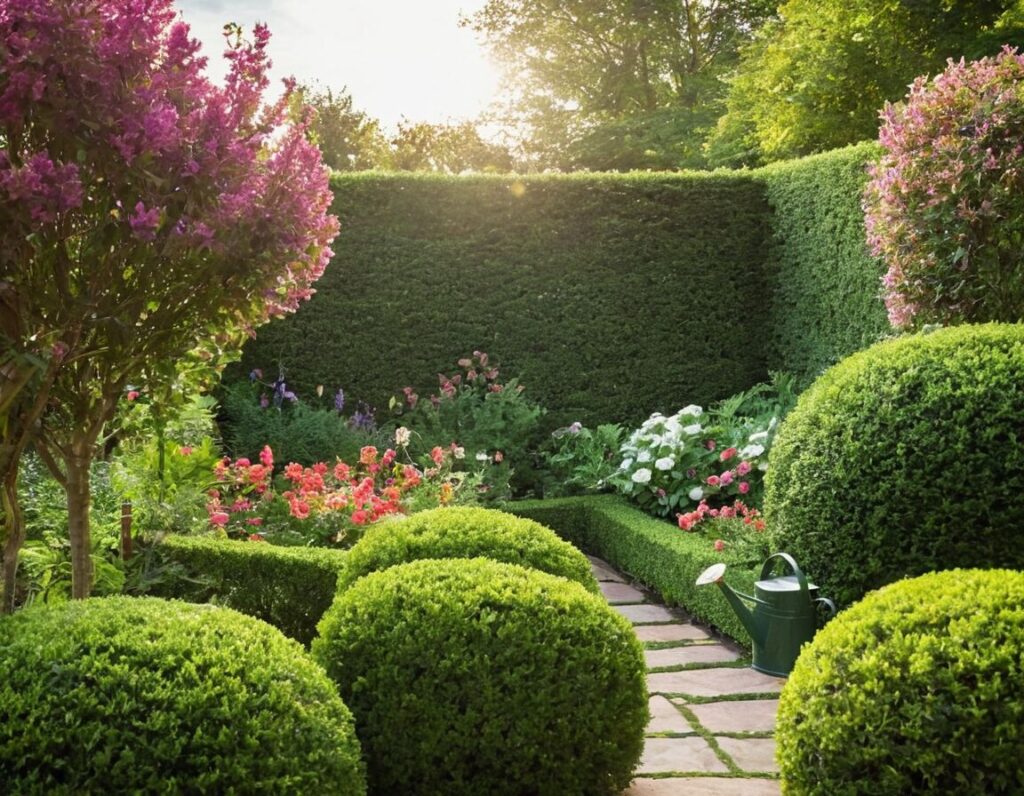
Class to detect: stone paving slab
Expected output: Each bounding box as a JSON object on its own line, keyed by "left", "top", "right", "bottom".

{"left": 588, "top": 556, "right": 627, "bottom": 583}
{"left": 648, "top": 668, "right": 785, "bottom": 698}
{"left": 715, "top": 737, "right": 779, "bottom": 773}
{"left": 615, "top": 603, "right": 678, "bottom": 624}
{"left": 688, "top": 699, "right": 779, "bottom": 734}
{"left": 645, "top": 644, "right": 741, "bottom": 669}
{"left": 647, "top": 695, "right": 692, "bottom": 733}
{"left": 600, "top": 581, "right": 647, "bottom": 604}
{"left": 634, "top": 623, "right": 711, "bottom": 643}
{"left": 636, "top": 737, "right": 729, "bottom": 775}
{"left": 626, "top": 777, "right": 781, "bottom": 795}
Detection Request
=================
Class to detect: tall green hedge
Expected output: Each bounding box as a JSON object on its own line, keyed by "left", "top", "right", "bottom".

{"left": 234, "top": 172, "right": 771, "bottom": 427}
{"left": 758, "top": 142, "right": 888, "bottom": 386}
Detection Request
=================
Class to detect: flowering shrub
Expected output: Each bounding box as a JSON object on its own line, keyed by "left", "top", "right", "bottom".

{"left": 676, "top": 499, "right": 768, "bottom": 560}
{"left": 612, "top": 405, "right": 776, "bottom": 516}
{"left": 205, "top": 433, "right": 473, "bottom": 546}
{"left": 865, "top": 48, "right": 1024, "bottom": 329}
{"left": 390, "top": 351, "right": 541, "bottom": 499}
{"left": 542, "top": 422, "right": 625, "bottom": 497}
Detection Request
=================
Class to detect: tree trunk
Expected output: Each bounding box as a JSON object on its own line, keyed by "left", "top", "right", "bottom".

{"left": 1, "top": 464, "right": 24, "bottom": 614}
{"left": 65, "top": 438, "right": 93, "bottom": 600}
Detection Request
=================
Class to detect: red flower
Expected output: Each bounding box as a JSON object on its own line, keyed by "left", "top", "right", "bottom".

{"left": 209, "top": 511, "right": 229, "bottom": 527}
{"left": 260, "top": 445, "right": 274, "bottom": 468}
{"left": 430, "top": 446, "right": 444, "bottom": 466}
{"left": 720, "top": 447, "right": 738, "bottom": 462}
{"left": 126, "top": 390, "right": 140, "bottom": 401}
{"left": 359, "top": 446, "right": 378, "bottom": 465}
{"left": 706, "top": 475, "right": 720, "bottom": 487}
{"left": 248, "top": 533, "right": 265, "bottom": 542}
{"left": 284, "top": 462, "right": 304, "bottom": 482}
{"left": 714, "top": 539, "right": 725, "bottom": 552}
{"left": 351, "top": 509, "right": 369, "bottom": 525}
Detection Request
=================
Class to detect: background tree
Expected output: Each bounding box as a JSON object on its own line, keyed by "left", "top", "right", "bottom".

{"left": 707, "top": 0, "right": 1024, "bottom": 166}
{"left": 464, "top": 0, "right": 775, "bottom": 170}
{"left": 0, "top": 2, "right": 338, "bottom": 602}
{"left": 390, "top": 120, "right": 514, "bottom": 173}
{"left": 295, "top": 83, "right": 392, "bottom": 171}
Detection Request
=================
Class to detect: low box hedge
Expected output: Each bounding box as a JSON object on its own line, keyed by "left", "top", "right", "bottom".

{"left": 509, "top": 494, "right": 757, "bottom": 646}
{"left": 154, "top": 535, "right": 347, "bottom": 646}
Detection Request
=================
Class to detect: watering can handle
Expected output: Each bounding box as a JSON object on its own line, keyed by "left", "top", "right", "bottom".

{"left": 815, "top": 597, "right": 837, "bottom": 618}
{"left": 760, "top": 552, "right": 809, "bottom": 599}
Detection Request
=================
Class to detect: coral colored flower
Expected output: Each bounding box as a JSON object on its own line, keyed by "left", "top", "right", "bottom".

{"left": 284, "top": 462, "right": 304, "bottom": 482}
{"left": 381, "top": 449, "right": 396, "bottom": 468}
{"left": 736, "top": 460, "right": 752, "bottom": 476}
{"left": 246, "top": 517, "right": 264, "bottom": 526}
{"left": 754, "top": 520, "right": 766, "bottom": 532}
{"left": 360, "top": 446, "right": 378, "bottom": 465}
{"left": 706, "top": 475, "right": 720, "bottom": 487}
{"left": 494, "top": 450, "right": 504, "bottom": 463}
{"left": 179, "top": 446, "right": 192, "bottom": 456}
{"left": 439, "top": 482, "right": 454, "bottom": 504}
{"left": 738, "top": 481, "right": 750, "bottom": 494}
{"left": 334, "top": 461, "right": 351, "bottom": 481}
{"left": 312, "top": 462, "right": 328, "bottom": 476}
{"left": 714, "top": 539, "right": 725, "bottom": 552}
{"left": 430, "top": 446, "right": 444, "bottom": 466}
{"left": 720, "top": 447, "right": 738, "bottom": 462}
{"left": 351, "top": 509, "right": 369, "bottom": 525}
{"left": 209, "top": 511, "right": 230, "bottom": 527}
{"left": 289, "top": 500, "right": 310, "bottom": 520}
{"left": 235, "top": 458, "right": 251, "bottom": 468}
{"left": 126, "top": 390, "right": 140, "bottom": 401}
{"left": 248, "top": 533, "right": 266, "bottom": 542}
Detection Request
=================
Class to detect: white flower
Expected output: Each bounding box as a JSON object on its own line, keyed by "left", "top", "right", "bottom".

{"left": 655, "top": 456, "right": 675, "bottom": 471}
{"left": 664, "top": 416, "right": 682, "bottom": 434}
{"left": 680, "top": 404, "right": 703, "bottom": 417}
{"left": 631, "top": 468, "right": 652, "bottom": 484}
{"left": 452, "top": 446, "right": 466, "bottom": 460}
{"left": 619, "top": 458, "right": 634, "bottom": 471}
{"left": 740, "top": 443, "right": 765, "bottom": 459}
{"left": 689, "top": 486, "right": 704, "bottom": 501}
{"left": 748, "top": 430, "right": 769, "bottom": 444}
{"left": 759, "top": 461, "right": 769, "bottom": 472}
{"left": 682, "top": 423, "right": 702, "bottom": 436}
{"left": 475, "top": 451, "right": 490, "bottom": 462}
{"left": 394, "top": 426, "right": 411, "bottom": 448}
{"left": 636, "top": 450, "right": 653, "bottom": 464}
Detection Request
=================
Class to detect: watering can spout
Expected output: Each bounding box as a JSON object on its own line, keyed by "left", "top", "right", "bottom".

{"left": 695, "top": 563, "right": 765, "bottom": 647}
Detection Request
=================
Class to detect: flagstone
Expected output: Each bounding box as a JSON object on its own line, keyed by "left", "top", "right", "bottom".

{"left": 615, "top": 603, "right": 677, "bottom": 624}
{"left": 625, "top": 776, "right": 781, "bottom": 795}
{"left": 646, "top": 695, "right": 692, "bottom": 733}
{"left": 715, "top": 737, "right": 779, "bottom": 773}
{"left": 645, "top": 644, "right": 740, "bottom": 669}
{"left": 688, "top": 699, "right": 779, "bottom": 734}
{"left": 636, "top": 737, "right": 729, "bottom": 775}
{"left": 600, "top": 581, "right": 647, "bottom": 604}
{"left": 647, "top": 667, "right": 785, "bottom": 698}
{"left": 634, "top": 623, "right": 711, "bottom": 642}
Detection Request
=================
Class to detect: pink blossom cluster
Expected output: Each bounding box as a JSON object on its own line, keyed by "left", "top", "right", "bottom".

{"left": 702, "top": 447, "right": 754, "bottom": 498}
{"left": 677, "top": 499, "right": 765, "bottom": 552}
{"left": 865, "top": 47, "right": 1024, "bottom": 328}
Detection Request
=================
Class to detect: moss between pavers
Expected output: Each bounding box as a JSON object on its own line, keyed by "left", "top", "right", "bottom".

{"left": 509, "top": 495, "right": 757, "bottom": 647}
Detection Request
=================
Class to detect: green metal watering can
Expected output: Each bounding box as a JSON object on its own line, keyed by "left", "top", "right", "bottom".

{"left": 696, "top": 553, "right": 835, "bottom": 677}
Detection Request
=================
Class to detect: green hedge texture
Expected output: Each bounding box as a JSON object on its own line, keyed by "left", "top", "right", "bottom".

{"left": 511, "top": 494, "right": 758, "bottom": 646}
{"left": 765, "top": 323, "right": 1024, "bottom": 607}
{"left": 313, "top": 558, "right": 647, "bottom": 795}
{"left": 233, "top": 171, "right": 771, "bottom": 427}
{"left": 155, "top": 535, "right": 347, "bottom": 646}
{"left": 758, "top": 142, "right": 889, "bottom": 386}
{"left": 0, "top": 596, "right": 365, "bottom": 794}
{"left": 337, "top": 506, "right": 598, "bottom": 593}
{"left": 777, "top": 570, "right": 1024, "bottom": 795}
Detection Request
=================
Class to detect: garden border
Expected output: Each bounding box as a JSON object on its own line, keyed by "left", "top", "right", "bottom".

{"left": 508, "top": 494, "right": 757, "bottom": 646}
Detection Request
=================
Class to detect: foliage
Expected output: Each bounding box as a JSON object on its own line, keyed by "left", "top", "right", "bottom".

{"left": 777, "top": 569, "right": 1024, "bottom": 795}
{"left": 313, "top": 558, "right": 647, "bottom": 795}
{"left": 390, "top": 119, "right": 514, "bottom": 173}
{"left": 294, "top": 83, "right": 391, "bottom": 171}
{"left": 865, "top": 48, "right": 1024, "bottom": 329}
{"left": 463, "top": 0, "right": 776, "bottom": 169}
{"left": 707, "top": 0, "right": 1023, "bottom": 166}
{"left": 336, "top": 505, "right": 598, "bottom": 592}
{"left": 542, "top": 421, "right": 625, "bottom": 496}
{"left": 765, "top": 323, "right": 1024, "bottom": 608}
{"left": 234, "top": 171, "right": 772, "bottom": 428}
{"left": 0, "top": 1, "right": 338, "bottom": 598}
{"left": 613, "top": 374, "right": 797, "bottom": 516}
{"left": 220, "top": 379, "right": 386, "bottom": 467}
{"left": 153, "top": 534, "right": 347, "bottom": 646}
{"left": 0, "top": 596, "right": 366, "bottom": 793}
{"left": 757, "top": 143, "right": 890, "bottom": 386}
{"left": 390, "top": 351, "right": 542, "bottom": 498}
{"left": 676, "top": 500, "right": 769, "bottom": 562}
{"left": 510, "top": 494, "right": 759, "bottom": 645}
{"left": 205, "top": 441, "right": 474, "bottom": 547}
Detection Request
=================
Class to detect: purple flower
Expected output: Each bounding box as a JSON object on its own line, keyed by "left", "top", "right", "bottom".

{"left": 349, "top": 402, "right": 376, "bottom": 431}
{"left": 128, "top": 201, "right": 161, "bottom": 241}
{"left": 334, "top": 387, "right": 345, "bottom": 413}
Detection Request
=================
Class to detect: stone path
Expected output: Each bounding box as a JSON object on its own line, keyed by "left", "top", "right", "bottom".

{"left": 589, "top": 556, "right": 785, "bottom": 795}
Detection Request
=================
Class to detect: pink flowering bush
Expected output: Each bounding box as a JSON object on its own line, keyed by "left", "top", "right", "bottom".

{"left": 205, "top": 438, "right": 474, "bottom": 546}
{"left": 676, "top": 499, "right": 768, "bottom": 560}
{"left": 865, "top": 47, "right": 1024, "bottom": 329}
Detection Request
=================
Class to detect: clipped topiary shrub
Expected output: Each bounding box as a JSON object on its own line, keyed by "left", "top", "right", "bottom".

{"left": 765, "top": 323, "right": 1024, "bottom": 607}
{"left": 0, "top": 596, "right": 365, "bottom": 794}
{"left": 777, "top": 569, "right": 1024, "bottom": 794}
{"left": 313, "top": 558, "right": 647, "bottom": 795}
{"left": 336, "top": 506, "right": 598, "bottom": 593}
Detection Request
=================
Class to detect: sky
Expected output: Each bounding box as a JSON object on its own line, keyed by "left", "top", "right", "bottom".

{"left": 175, "top": 0, "right": 504, "bottom": 131}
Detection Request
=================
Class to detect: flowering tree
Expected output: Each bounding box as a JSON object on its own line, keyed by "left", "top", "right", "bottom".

{"left": 0, "top": 1, "right": 338, "bottom": 603}
{"left": 864, "top": 47, "right": 1024, "bottom": 329}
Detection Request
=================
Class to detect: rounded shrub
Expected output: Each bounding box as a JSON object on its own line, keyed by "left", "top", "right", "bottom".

{"left": 313, "top": 558, "right": 647, "bottom": 795}
{"left": 336, "top": 505, "right": 598, "bottom": 593}
{"left": 0, "top": 596, "right": 365, "bottom": 794}
{"left": 764, "top": 323, "right": 1024, "bottom": 606}
{"left": 777, "top": 569, "right": 1024, "bottom": 795}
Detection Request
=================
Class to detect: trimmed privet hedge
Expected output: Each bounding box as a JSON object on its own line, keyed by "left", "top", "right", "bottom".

{"left": 338, "top": 506, "right": 598, "bottom": 592}
{"left": 778, "top": 570, "right": 1024, "bottom": 794}
{"left": 154, "top": 535, "right": 347, "bottom": 646}
{"left": 758, "top": 142, "right": 889, "bottom": 386}
{"left": 233, "top": 171, "right": 772, "bottom": 427}
{"left": 509, "top": 494, "right": 757, "bottom": 645}
{"left": 0, "top": 597, "right": 366, "bottom": 794}
{"left": 765, "top": 324, "right": 1024, "bottom": 608}
{"left": 313, "top": 558, "right": 648, "bottom": 795}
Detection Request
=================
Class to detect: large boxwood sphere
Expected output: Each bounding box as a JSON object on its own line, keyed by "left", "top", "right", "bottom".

{"left": 765, "top": 323, "right": 1024, "bottom": 606}
{"left": 0, "top": 596, "right": 365, "bottom": 794}
{"left": 313, "top": 558, "right": 647, "bottom": 795}
{"left": 777, "top": 569, "right": 1024, "bottom": 795}
{"left": 336, "top": 505, "right": 598, "bottom": 593}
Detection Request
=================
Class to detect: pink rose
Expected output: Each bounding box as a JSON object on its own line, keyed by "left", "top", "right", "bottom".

{"left": 706, "top": 475, "right": 720, "bottom": 487}
{"left": 737, "top": 460, "right": 752, "bottom": 476}
{"left": 738, "top": 481, "right": 750, "bottom": 494}
{"left": 720, "top": 447, "right": 738, "bottom": 462}
{"left": 209, "top": 511, "right": 229, "bottom": 527}
{"left": 719, "top": 470, "right": 734, "bottom": 486}
{"left": 179, "top": 446, "right": 192, "bottom": 456}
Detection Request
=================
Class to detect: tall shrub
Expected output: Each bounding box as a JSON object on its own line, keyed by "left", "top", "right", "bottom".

{"left": 865, "top": 47, "right": 1024, "bottom": 329}
{"left": 0, "top": 1, "right": 337, "bottom": 601}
